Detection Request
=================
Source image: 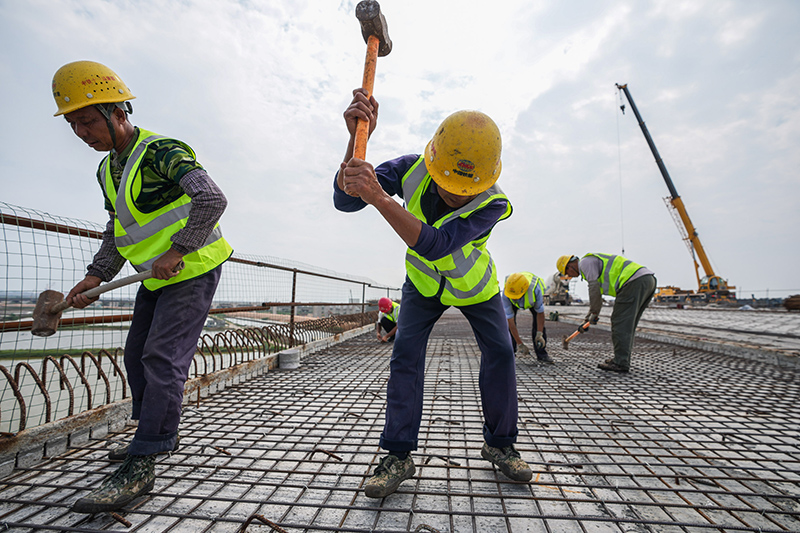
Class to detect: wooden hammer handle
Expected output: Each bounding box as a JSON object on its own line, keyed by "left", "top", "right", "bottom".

{"left": 566, "top": 321, "right": 591, "bottom": 342}
{"left": 354, "top": 34, "right": 380, "bottom": 160}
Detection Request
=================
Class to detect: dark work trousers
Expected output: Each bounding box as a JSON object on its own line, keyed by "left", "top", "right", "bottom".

{"left": 124, "top": 265, "right": 222, "bottom": 456}
{"left": 610, "top": 274, "right": 657, "bottom": 369}
{"left": 380, "top": 278, "right": 519, "bottom": 452}
{"left": 510, "top": 307, "right": 548, "bottom": 358}
{"left": 378, "top": 316, "right": 397, "bottom": 339}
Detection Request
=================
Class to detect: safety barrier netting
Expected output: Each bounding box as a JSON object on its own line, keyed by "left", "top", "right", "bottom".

{"left": 0, "top": 201, "right": 399, "bottom": 434}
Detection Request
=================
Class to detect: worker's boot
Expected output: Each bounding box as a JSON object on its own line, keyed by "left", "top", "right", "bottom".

{"left": 108, "top": 433, "right": 180, "bottom": 462}
{"left": 598, "top": 359, "right": 629, "bottom": 373}
{"left": 481, "top": 443, "right": 532, "bottom": 482}
{"left": 364, "top": 454, "right": 415, "bottom": 498}
{"left": 71, "top": 454, "right": 156, "bottom": 513}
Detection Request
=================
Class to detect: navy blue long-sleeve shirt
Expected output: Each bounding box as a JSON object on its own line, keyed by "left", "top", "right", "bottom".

{"left": 334, "top": 154, "right": 509, "bottom": 262}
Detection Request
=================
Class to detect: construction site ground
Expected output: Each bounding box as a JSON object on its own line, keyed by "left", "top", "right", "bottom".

{"left": 1, "top": 305, "right": 798, "bottom": 532}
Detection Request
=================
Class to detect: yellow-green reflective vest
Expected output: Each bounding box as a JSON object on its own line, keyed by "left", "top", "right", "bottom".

{"left": 582, "top": 253, "right": 643, "bottom": 297}
{"left": 402, "top": 156, "right": 512, "bottom": 306}
{"left": 383, "top": 302, "right": 400, "bottom": 323}
{"left": 100, "top": 128, "right": 233, "bottom": 290}
{"left": 508, "top": 272, "right": 544, "bottom": 310}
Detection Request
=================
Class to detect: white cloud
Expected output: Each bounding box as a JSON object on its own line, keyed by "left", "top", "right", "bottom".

{"left": 1, "top": 0, "right": 799, "bottom": 299}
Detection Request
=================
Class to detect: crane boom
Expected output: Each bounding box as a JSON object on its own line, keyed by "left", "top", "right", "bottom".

{"left": 616, "top": 83, "right": 734, "bottom": 301}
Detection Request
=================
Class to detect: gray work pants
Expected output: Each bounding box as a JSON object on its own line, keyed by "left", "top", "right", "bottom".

{"left": 610, "top": 274, "right": 656, "bottom": 369}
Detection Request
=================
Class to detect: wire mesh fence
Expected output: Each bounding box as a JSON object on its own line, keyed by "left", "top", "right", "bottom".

{"left": 0, "top": 201, "right": 400, "bottom": 435}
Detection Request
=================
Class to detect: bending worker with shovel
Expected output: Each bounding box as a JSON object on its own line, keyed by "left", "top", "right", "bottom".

{"left": 334, "top": 88, "right": 532, "bottom": 498}
{"left": 51, "top": 61, "right": 233, "bottom": 513}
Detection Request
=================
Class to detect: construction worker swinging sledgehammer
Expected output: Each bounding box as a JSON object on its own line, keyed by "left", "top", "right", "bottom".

{"left": 52, "top": 61, "right": 233, "bottom": 513}
{"left": 334, "top": 87, "right": 532, "bottom": 498}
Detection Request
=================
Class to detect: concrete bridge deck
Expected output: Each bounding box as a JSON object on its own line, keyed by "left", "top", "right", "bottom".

{"left": 1, "top": 308, "right": 798, "bottom": 532}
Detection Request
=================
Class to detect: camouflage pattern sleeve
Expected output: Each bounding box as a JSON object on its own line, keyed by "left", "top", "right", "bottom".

{"left": 133, "top": 138, "right": 205, "bottom": 213}
{"left": 150, "top": 138, "right": 204, "bottom": 184}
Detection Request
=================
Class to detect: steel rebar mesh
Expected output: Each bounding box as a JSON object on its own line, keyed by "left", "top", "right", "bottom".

{"left": 0, "top": 312, "right": 797, "bottom": 532}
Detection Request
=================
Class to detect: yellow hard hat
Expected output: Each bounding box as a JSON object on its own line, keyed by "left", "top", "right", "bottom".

{"left": 424, "top": 110, "right": 502, "bottom": 196}
{"left": 52, "top": 61, "right": 135, "bottom": 116}
{"left": 504, "top": 273, "right": 530, "bottom": 299}
{"left": 556, "top": 255, "right": 576, "bottom": 275}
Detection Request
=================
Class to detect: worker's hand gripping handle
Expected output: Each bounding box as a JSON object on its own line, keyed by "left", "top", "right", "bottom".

{"left": 353, "top": 34, "right": 379, "bottom": 160}
{"left": 53, "top": 261, "right": 186, "bottom": 314}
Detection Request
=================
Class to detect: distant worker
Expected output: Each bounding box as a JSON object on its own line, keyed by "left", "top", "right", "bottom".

{"left": 557, "top": 254, "right": 656, "bottom": 373}
{"left": 53, "top": 61, "right": 233, "bottom": 513}
{"left": 334, "top": 88, "right": 531, "bottom": 498}
{"left": 376, "top": 297, "right": 399, "bottom": 342}
{"left": 502, "top": 273, "right": 553, "bottom": 363}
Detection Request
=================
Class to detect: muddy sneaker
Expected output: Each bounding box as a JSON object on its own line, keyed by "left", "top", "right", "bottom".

{"left": 71, "top": 454, "right": 156, "bottom": 513}
{"left": 598, "top": 359, "right": 629, "bottom": 373}
{"left": 364, "top": 454, "right": 416, "bottom": 498}
{"left": 108, "top": 434, "right": 181, "bottom": 462}
{"left": 537, "top": 354, "right": 555, "bottom": 364}
{"left": 481, "top": 443, "right": 532, "bottom": 482}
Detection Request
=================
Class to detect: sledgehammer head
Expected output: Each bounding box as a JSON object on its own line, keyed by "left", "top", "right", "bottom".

{"left": 562, "top": 322, "right": 590, "bottom": 350}
{"left": 356, "top": 0, "right": 392, "bottom": 56}
{"left": 31, "top": 290, "right": 67, "bottom": 337}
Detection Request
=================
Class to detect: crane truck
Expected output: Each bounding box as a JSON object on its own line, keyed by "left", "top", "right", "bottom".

{"left": 616, "top": 83, "right": 735, "bottom": 304}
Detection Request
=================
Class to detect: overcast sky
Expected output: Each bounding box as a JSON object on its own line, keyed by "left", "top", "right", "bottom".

{"left": 1, "top": 0, "right": 798, "bottom": 301}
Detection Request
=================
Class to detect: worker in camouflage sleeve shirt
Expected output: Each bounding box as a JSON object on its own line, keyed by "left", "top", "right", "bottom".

{"left": 51, "top": 61, "right": 233, "bottom": 514}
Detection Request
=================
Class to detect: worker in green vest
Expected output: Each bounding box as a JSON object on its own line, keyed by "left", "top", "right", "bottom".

{"left": 334, "top": 88, "right": 531, "bottom": 498}
{"left": 502, "top": 272, "right": 554, "bottom": 363}
{"left": 557, "top": 254, "right": 656, "bottom": 373}
{"left": 52, "top": 61, "right": 233, "bottom": 513}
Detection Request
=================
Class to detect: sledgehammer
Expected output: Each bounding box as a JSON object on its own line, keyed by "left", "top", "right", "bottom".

{"left": 31, "top": 262, "right": 183, "bottom": 337}
{"left": 353, "top": 0, "right": 392, "bottom": 160}
{"left": 562, "top": 321, "right": 590, "bottom": 350}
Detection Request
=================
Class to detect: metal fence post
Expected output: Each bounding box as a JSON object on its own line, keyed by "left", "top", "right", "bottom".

{"left": 290, "top": 270, "right": 297, "bottom": 347}
{"left": 361, "top": 283, "right": 366, "bottom": 315}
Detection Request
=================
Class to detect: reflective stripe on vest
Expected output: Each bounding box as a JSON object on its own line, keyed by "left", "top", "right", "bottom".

{"left": 401, "top": 156, "right": 512, "bottom": 306}
{"left": 583, "top": 253, "right": 643, "bottom": 297}
{"left": 510, "top": 272, "right": 544, "bottom": 310}
{"left": 384, "top": 302, "right": 400, "bottom": 323}
{"left": 100, "top": 128, "right": 232, "bottom": 290}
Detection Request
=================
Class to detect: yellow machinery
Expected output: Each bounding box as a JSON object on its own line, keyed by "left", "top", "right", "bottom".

{"left": 616, "top": 84, "right": 735, "bottom": 303}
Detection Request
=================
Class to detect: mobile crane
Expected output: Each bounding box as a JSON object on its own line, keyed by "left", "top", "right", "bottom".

{"left": 616, "top": 83, "right": 735, "bottom": 303}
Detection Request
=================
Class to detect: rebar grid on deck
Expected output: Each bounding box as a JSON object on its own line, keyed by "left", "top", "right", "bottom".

{"left": 0, "top": 311, "right": 798, "bottom": 532}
